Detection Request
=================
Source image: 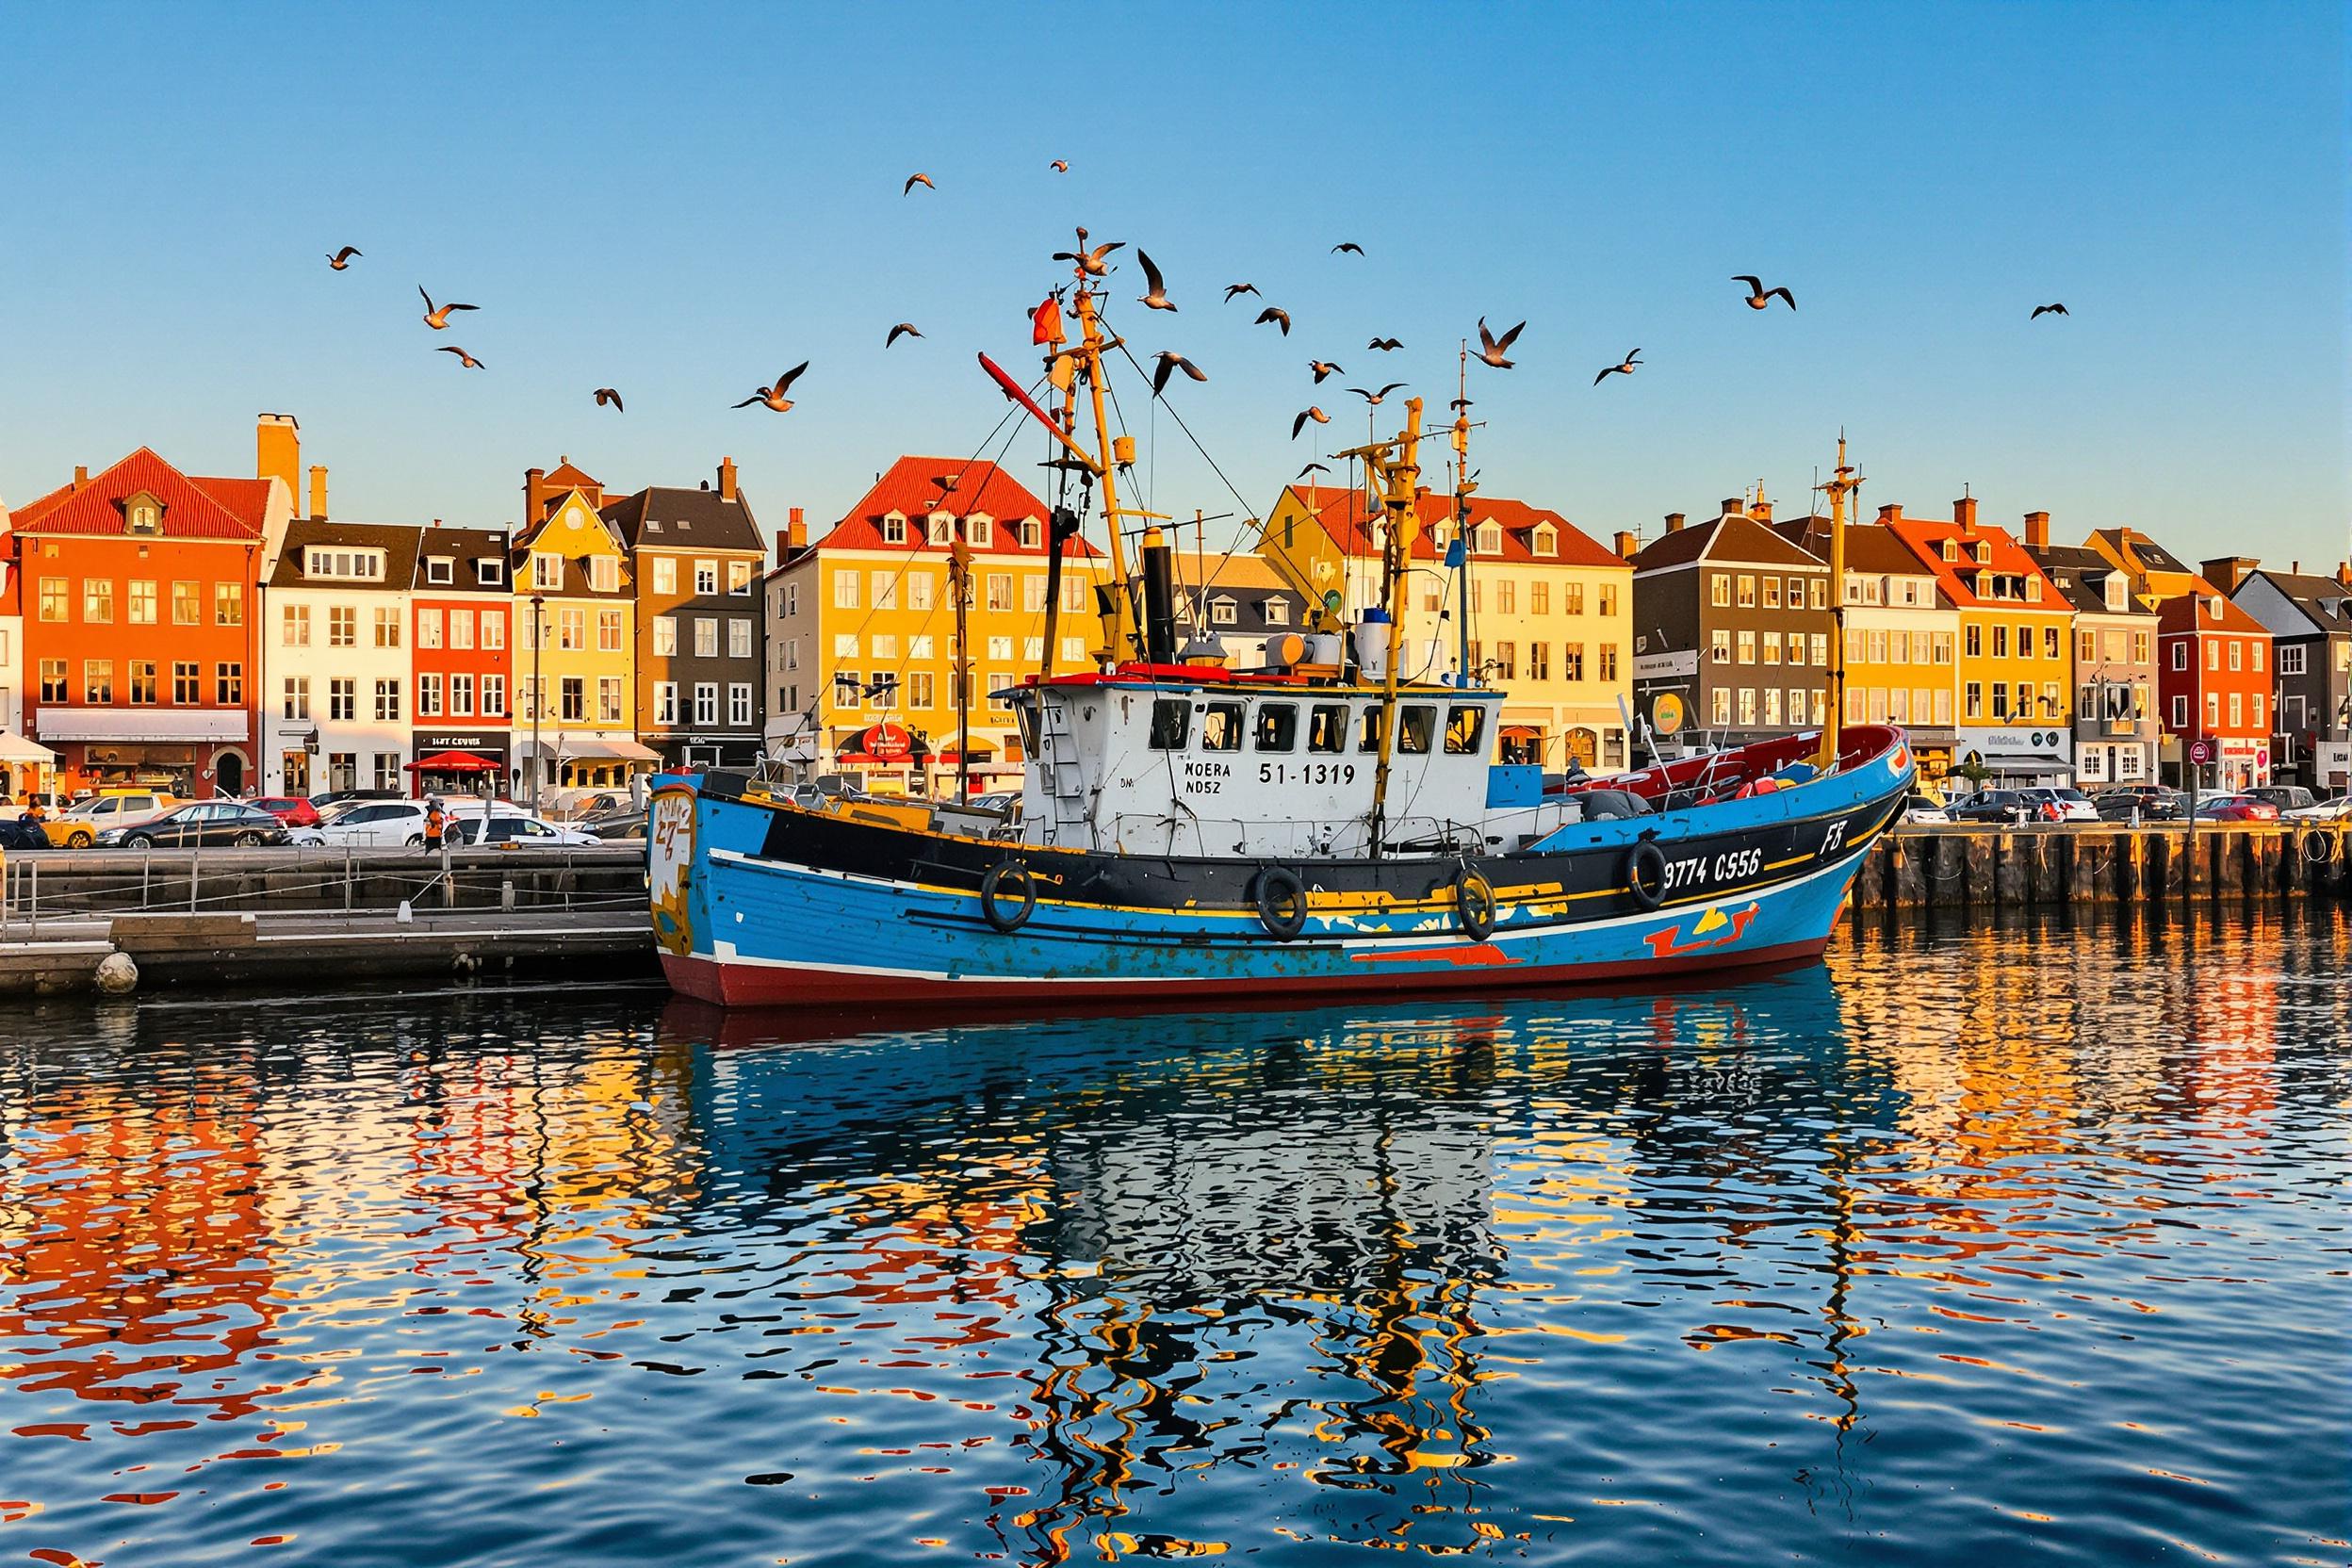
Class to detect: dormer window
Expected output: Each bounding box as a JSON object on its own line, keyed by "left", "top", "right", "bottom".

{"left": 645, "top": 518, "right": 662, "bottom": 533}
{"left": 306, "top": 547, "right": 385, "bottom": 581}
{"left": 965, "top": 514, "right": 994, "bottom": 547}
{"left": 1209, "top": 596, "right": 1238, "bottom": 626}
{"left": 1475, "top": 522, "right": 1503, "bottom": 556}
{"left": 1941, "top": 540, "right": 1959, "bottom": 563}
{"left": 1975, "top": 541, "right": 1993, "bottom": 564}
{"left": 2026, "top": 577, "right": 2042, "bottom": 603}
{"left": 2103, "top": 575, "right": 2126, "bottom": 612}
{"left": 1019, "top": 516, "right": 1041, "bottom": 549}
{"left": 532, "top": 553, "right": 563, "bottom": 590}
{"left": 123, "top": 492, "right": 164, "bottom": 535}
{"left": 425, "top": 557, "right": 454, "bottom": 585}
{"left": 1531, "top": 524, "right": 1558, "bottom": 558}
{"left": 927, "top": 513, "right": 955, "bottom": 547}
{"left": 880, "top": 513, "right": 907, "bottom": 545}
{"left": 477, "top": 558, "right": 504, "bottom": 586}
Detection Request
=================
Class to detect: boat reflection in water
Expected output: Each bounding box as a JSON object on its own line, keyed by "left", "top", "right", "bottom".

{"left": 0, "top": 908, "right": 2343, "bottom": 1565}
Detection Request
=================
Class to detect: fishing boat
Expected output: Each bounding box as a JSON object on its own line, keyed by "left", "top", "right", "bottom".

{"left": 649, "top": 237, "right": 1915, "bottom": 1008}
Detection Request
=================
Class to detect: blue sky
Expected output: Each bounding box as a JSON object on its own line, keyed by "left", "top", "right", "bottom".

{"left": 2, "top": 2, "right": 2344, "bottom": 569}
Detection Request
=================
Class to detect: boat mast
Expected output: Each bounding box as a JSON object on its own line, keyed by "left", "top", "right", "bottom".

{"left": 1451, "top": 343, "right": 1477, "bottom": 690}
{"left": 1347, "top": 397, "right": 1426, "bottom": 858}
{"left": 1816, "top": 432, "right": 1863, "bottom": 772}
{"left": 1068, "top": 270, "right": 1137, "bottom": 663}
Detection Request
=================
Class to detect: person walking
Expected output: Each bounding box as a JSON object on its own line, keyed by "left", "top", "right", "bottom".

{"left": 422, "top": 796, "right": 447, "bottom": 854}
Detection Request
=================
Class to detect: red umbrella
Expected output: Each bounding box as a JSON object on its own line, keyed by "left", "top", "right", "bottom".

{"left": 405, "top": 749, "right": 501, "bottom": 773}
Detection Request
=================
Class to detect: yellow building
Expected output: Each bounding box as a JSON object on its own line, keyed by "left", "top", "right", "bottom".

{"left": 764, "top": 456, "right": 1112, "bottom": 792}
{"left": 514, "top": 462, "right": 655, "bottom": 802}
{"left": 1262, "top": 483, "right": 1635, "bottom": 769}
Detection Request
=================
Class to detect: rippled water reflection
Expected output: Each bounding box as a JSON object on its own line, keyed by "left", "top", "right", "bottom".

{"left": 2, "top": 908, "right": 2347, "bottom": 1566}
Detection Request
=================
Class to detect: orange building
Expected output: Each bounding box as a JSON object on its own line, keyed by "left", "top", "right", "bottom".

{"left": 6, "top": 446, "right": 287, "bottom": 797}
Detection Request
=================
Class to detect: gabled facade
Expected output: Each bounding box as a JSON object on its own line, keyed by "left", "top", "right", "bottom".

{"left": 514, "top": 465, "right": 655, "bottom": 803}
{"left": 765, "top": 455, "right": 1111, "bottom": 792}
{"left": 410, "top": 524, "right": 514, "bottom": 796}
{"left": 2084, "top": 527, "right": 2210, "bottom": 610}
{"left": 1264, "top": 483, "right": 1634, "bottom": 768}
{"left": 2157, "top": 588, "right": 2272, "bottom": 790}
{"left": 1883, "top": 498, "right": 2076, "bottom": 787}
{"left": 602, "top": 458, "right": 767, "bottom": 770}
{"left": 5, "top": 438, "right": 288, "bottom": 797}
{"left": 2227, "top": 561, "right": 2350, "bottom": 792}
{"left": 260, "top": 518, "right": 421, "bottom": 796}
{"left": 2022, "top": 514, "right": 2161, "bottom": 790}
{"left": 1626, "top": 498, "right": 1832, "bottom": 754}
{"left": 1168, "top": 553, "right": 1311, "bottom": 671}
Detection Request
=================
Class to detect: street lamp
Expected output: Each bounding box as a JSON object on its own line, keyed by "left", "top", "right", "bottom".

{"left": 529, "top": 593, "right": 546, "bottom": 811}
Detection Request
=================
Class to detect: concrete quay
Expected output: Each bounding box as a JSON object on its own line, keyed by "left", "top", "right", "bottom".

{"left": 1851, "top": 822, "right": 2352, "bottom": 910}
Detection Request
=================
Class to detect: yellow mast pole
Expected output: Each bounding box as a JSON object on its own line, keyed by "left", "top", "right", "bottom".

{"left": 1816, "top": 433, "right": 1861, "bottom": 772}
{"left": 1070, "top": 281, "right": 1135, "bottom": 662}
{"left": 1366, "top": 398, "right": 1426, "bottom": 857}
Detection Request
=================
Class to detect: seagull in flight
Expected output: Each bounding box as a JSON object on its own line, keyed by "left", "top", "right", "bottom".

{"left": 886, "top": 322, "right": 923, "bottom": 347}
{"left": 1151, "top": 351, "right": 1206, "bottom": 397}
{"left": 326, "top": 246, "right": 361, "bottom": 270}
{"left": 1053, "top": 228, "right": 1124, "bottom": 276}
{"left": 594, "top": 387, "right": 623, "bottom": 412}
{"left": 1297, "top": 462, "right": 1331, "bottom": 479}
{"left": 1136, "top": 250, "right": 1177, "bottom": 312}
{"left": 1593, "top": 349, "right": 1642, "bottom": 384}
{"left": 903, "top": 172, "right": 934, "bottom": 194}
{"left": 734, "top": 362, "right": 808, "bottom": 412}
{"left": 1347, "top": 383, "right": 1405, "bottom": 405}
{"left": 1331, "top": 241, "right": 1365, "bottom": 256}
{"left": 1308, "top": 360, "right": 1343, "bottom": 384}
{"left": 1255, "top": 305, "right": 1291, "bottom": 335}
{"left": 437, "top": 345, "right": 484, "bottom": 369}
{"left": 2031, "top": 302, "right": 2069, "bottom": 318}
{"left": 1223, "top": 282, "right": 1259, "bottom": 301}
{"left": 1049, "top": 159, "right": 1070, "bottom": 173}
{"left": 1291, "top": 406, "right": 1330, "bottom": 439}
{"left": 1732, "top": 276, "right": 1796, "bottom": 310}
{"left": 418, "top": 287, "right": 477, "bottom": 330}
{"left": 1367, "top": 336, "right": 1403, "bottom": 351}
{"left": 1475, "top": 318, "right": 1525, "bottom": 368}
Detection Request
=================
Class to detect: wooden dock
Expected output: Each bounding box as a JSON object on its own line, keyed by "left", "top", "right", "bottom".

{"left": 1851, "top": 822, "right": 2352, "bottom": 910}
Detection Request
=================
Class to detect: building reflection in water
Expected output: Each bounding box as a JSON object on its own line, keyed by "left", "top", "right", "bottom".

{"left": 0, "top": 906, "right": 2341, "bottom": 1564}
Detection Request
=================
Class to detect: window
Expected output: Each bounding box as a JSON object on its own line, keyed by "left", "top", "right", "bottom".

{"left": 127, "top": 580, "right": 156, "bottom": 624}
{"left": 928, "top": 514, "right": 955, "bottom": 547}
{"left": 1599, "top": 583, "right": 1618, "bottom": 617}
{"left": 906, "top": 672, "right": 935, "bottom": 710}
{"left": 477, "top": 558, "right": 504, "bottom": 586}
{"left": 330, "top": 606, "right": 357, "bottom": 647}
{"left": 1308, "top": 703, "right": 1348, "bottom": 754}
{"left": 531, "top": 554, "right": 564, "bottom": 591}
{"left": 481, "top": 675, "right": 504, "bottom": 716}
{"left": 174, "top": 662, "right": 200, "bottom": 704}
{"left": 450, "top": 674, "right": 474, "bottom": 716}
{"left": 1200, "top": 701, "right": 1244, "bottom": 751}
{"left": 728, "top": 561, "right": 752, "bottom": 596}
{"left": 2251, "top": 641, "right": 2264, "bottom": 673}
{"left": 1356, "top": 705, "right": 1385, "bottom": 753}
{"left": 965, "top": 516, "right": 993, "bottom": 547}
{"left": 1992, "top": 625, "right": 2009, "bottom": 659}
{"left": 1528, "top": 643, "right": 1551, "bottom": 681}
{"left": 1788, "top": 632, "right": 1807, "bottom": 666}
{"left": 653, "top": 616, "right": 678, "bottom": 657}
{"left": 374, "top": 606, "right": 400, "bottom": 647}
{"left": 2171, "top": 641, "right": 2187, "bottom": 671}
{"left": 729, "top": 684, "right": 753, "bottom": 726}
{"left": 880, "top": 514, "right": 909, "bottom": 546}
{"left": 373, "top": 679, "right": 400, "bottom": 722}
{"left": 1762, "top": 577, "right": 1781, "bottom": 609}
{"left": 689, "top": 617, "right": 715, "bottom": 658}
{"left": 560, "top": 678, "right": 585, "bottom": 723}
{"left": 1601, "top": 645, "right": 1618, "bottom": 681}
{"left": 2079, "top": 630, "right": 2096, "bottom": 664}
{"left": 730, "top": 618, "right": 754, "bottom": 659}
{"left": 425, "top": 557, "right": 454, "bottom": 585}
{"left": 305, "top": 547, "right": 385, "bottom": 580}
{"left": 418, "top": 674, "right": 443, "bottom": 716}
{"left": 126, "top": 661, "right": 156, "bottom": 704}
{"left": 38, "top": 578, "right": 67, "bottom": 622}
{"left": 1396, "top": 705, "right": 1436, "bottom": 755}
{"left": 173, "top": 580, "right": 201, "bottom": 625}
{"left": 1764, "top": 688, "right": 1782, "bottom": 727}
{"left": 1497, "top": 580, "right": 1515, "bottom": 615}
{"left": 598, "top": 610, "right": 624, "bottom": 652}
{"left": 558, "top": 609, "right": 585, "bottom": 650}
{"left": 598, "top": 678, "right": 625, "bottom": 723}
{"left": 1444, "top": 705, "right": 1485, "bottom": 755}
{"left": 650, "top": 558, "right": 677, "bottom": 596}
{"left": 694, "top": 682, "right": 719, "bottom": 725}
{"left": 216, "top": 582, "right": 243, "bottom": 626}
{"left": 1737, "top": 629, "right": 1755, "bottom": 664}
{"left": 2207, "top": 640, "right": 2220, "bottom": 671}
{"left": 474, "top": 611, "right": 500, "bottom": 650}
{"left": 216, "top": 662, "right": 243, "bottom": 705}
{"left": 1991, "top": 682, "right": 2012, "bottom": 719}
{"left": 1710, "top": 574, "right": 1730, "bottom": 609}
{"left": 83, "top": 579, "right": 113, "bottom": 623}
{"left": 1737, "top": 575, "right": 1756, "bottom": 608}
{"left": 694, "top": 561, "right": 719, "bottom": 594}
{"left": 1493, "top": 642, "right": 1516, "bottom": 680}
{"left": 1061, "top": 637, "right": 1086, "bottom": 664}
{"left": 1738, "top": 687, "right": 1756, "bottom": 726}
{"left": 1255, "top": 703, "right": 1298, "bottom": 751}
{"left": 1965, "top": 680, "right": 1984, "bottom": 720}
{"left": 418, "top": 609, "right": 443, "bottom": 648}
{"left": 1532, "top": 524, "right": 1558, "bottom": 557}
{"left": 1711, "top": 629, "right": 1731, "bottom": 664}
{"left": 2226, "top": 639, "right": 2242, "bottom": 672}
{"left": 283, "top": 677, "right": 310, "bottom": 720}
{"left": 1210, "top": 596, "right": 1238, "bottom": 627}
{"left": 2229, "top": 692, "right": 2243, "bottom": 727}
{"left": 2281, "top": 645, "right": 2307, "bottom": 676}
{"left": 988, "top": 573, "right": 1013, "bottom": 612}
{"left": 2251, "top": 692, "right": 2264, "bottom": 728}
{"left": 1149, "top": 698, "right": 1190, "bottom": 750}
{"left": 125, "top": 498, "right": 161, "bottom": 534}
{"left": 1019, "top": 517, "right": 1042, "bottom": 549}
{"left": 1965, "top": 625, "right": 1982, "bottom": 659}
{"left": 589, "top": 556, "right": 619, "bottom": 594}
{"left": 987, "top": 634, "right": 1014, "bottom": 662}
{"left": 834, "top": 569, "right": 859, "bottom": 610}
{"left": 2043, "top": 626, "right": 2060, "bottom": 660}
{"left": 1764, "top": 634, "right": 1782, "bottom": 666}
{"left": 1475, "top": 523, "right": 1501, "bottom": 555}
{"left": 37, "top": 659, "right": 66, "bottom": 702}
{"left": 1062, "top": 576, "right": 1089, "bottom": 613}
{"left": 1711, "top": 687, "right": 1731, "bottom": 726}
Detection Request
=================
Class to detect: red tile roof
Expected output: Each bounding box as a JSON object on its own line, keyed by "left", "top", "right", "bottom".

{"left": 820, "top": 456, "right": 1098, "bottom": 557}
{"left": 8, "top": 449, "right": 268, "bottom": 540}
{"left": 1287, "top": 484, "right": 1625, "bottom": 567}
{"left": 540, "top": 460, "right": 601, "bottom": 491}
{"left": 1882, "top": 513, "right": 2066, "bottom": 612}
{"left": 2157, "top": 590, "right": 2264, "bottom": 635}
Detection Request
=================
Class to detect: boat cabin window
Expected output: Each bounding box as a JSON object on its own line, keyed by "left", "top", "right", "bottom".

{"left": 1397, "top": 705, "right": 1436, "bottom": 755}
{"left": 1254, "top": 702, "right": 1298, "bottom": 752}
{"left": 1149, "top": 698, "right": 1190, "bottom": 750}
{"left": 1445, "top": 705, "right": 1485, "bottom": 755}
{"left": 1013, "top": 702, "right": 1039, "bottom": 755}
{"left": 1200, "top": 701, "right": 1244, "bottom": 752}
{"left": 1356, "top": 706, "right": 1384, "bottom": 754}
{"left": 1308, "top": 704, "right": 1348, "bottom": 754}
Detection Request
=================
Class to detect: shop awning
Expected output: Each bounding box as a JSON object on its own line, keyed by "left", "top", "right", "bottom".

{"left": 406, "top": 749, "right": 502, "bottom": 773}
{"left": 1981, "top": 752, "right": 2073, "bottom": 776}
{"left": 32, "top": 710, "right": 249, "bottom": 743}
{"left": 515, "top": 736, "right": 662, "bottom": 763}
{"left": 1499, "top": 725, "right": 1546, "bottom": 741}
{"left": 0, "top": 731, "right": 56, "bottom": 765}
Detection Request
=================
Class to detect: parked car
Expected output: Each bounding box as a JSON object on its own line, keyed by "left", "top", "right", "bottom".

{"left": 580, "top": 806, "right": 648, "bottom": 841}
{"left": 2280, "top": 792, "right": 2352, "bottom": 822}
{"left": 41, "top": 789, "right": 180, "bottom": 848}
{"left": 1948, "top": 790, "right": 2033, "bottom": 825}
{"left": 309, "top": 787, "right": 404, "bottom": 811}
{"left": 2193, "top": 794, "right": 2281, "bottom": 824}
{"left": 0, "top": 819, "right": 51, "bottom": 852}
{"left": 1901, "top": 792, "right": 1951, "bottom": 825}
{"left": 449, "top": 811, "right": 600, "bottom": 848}
{"left": 316, "top": 800, "right": 433, "bottom": 847}
{"left": 246, "top": 794, "right": 324, "bottom": 828}
{"left": 2246, "top": 786, "right": 2315, "bottom": 815}
{"left": 2016, "top": 787, "right": 2099, "bottom": 824}
{"left": 101, "top": 801, "right": 292, "bottom": 849}
{"left": 2094, "top": 785, "right": 2185, "bottom": 823}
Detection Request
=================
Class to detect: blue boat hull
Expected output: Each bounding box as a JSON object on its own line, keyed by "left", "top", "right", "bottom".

{"left": 649, "top": 731, "right": 1914, "bottom": 1008}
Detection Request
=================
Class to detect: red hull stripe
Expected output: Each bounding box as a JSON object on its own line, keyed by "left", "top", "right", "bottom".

{"left": 661, "top": 938, "right": 1832, "bottom": 1010}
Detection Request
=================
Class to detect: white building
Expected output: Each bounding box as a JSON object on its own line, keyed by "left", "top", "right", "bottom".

{"left": 261, "top": 519, "right": 421, "bottom": 795}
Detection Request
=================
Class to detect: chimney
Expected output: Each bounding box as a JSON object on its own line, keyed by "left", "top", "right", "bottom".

{"left": 255, "top": 413, "right": 301, "bottom": 506}
{"left": 2199, "top": 556, "right": 2257, "bottom": 595}
{"left": 2338, "top": 561, "right": 2352, "bottom": 588}
{"left": 73, "top": 465, "right": 89, "bottom": 490}
{"left": 1750, "top": 497, "right": 1773, "bottom": 523}
{"left": 1953, "top": 496, "right": 1979, "bottom": 532}
{"left": 1876, "top": 504, "right": 1900, "bottom": 524}
{"left": 719, "top": 456, "right": 739, "bottom": 502}
{"left": 1663, "top": 512, "right": 1685, "bottom": 533}
{"left": 788, "top": 505, "right": 807, "bottom": 552}
{"left": 307, "top": 465, "right": 328, "bottom": 519}
{"left": 2023, "top": 510, "right": 2050, "bottom": 550}
{"left": 1721, "top": 497, "right": 1744, "bottom": 519}
{"left": 524, "top": 466, "right": 548, "bottom": 525}
{"left": 1613, "top": 530, "right": 1639, "bottom": 560}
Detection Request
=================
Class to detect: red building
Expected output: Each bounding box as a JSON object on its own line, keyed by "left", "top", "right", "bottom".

{"left": 2157, "top": 587, "right": 2272, "bottom": 790}
{"left": 409, "top": 525, "right": 515, "bottom": 798}
{"left": 5, "top": 449, "right": 286, "bottom": 798}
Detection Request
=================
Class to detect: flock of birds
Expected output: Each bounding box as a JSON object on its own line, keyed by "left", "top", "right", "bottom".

{"left": 317, "top": 159, "right": 2073, "bottom": 471}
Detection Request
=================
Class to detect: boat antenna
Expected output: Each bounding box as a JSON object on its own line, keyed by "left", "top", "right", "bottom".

{"left": 1815, "top": 431, "right": 1864, "bottom": 772}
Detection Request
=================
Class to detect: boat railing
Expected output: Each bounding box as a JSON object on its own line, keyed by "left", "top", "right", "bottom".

{"left": 1102, "top": 811, "right": 1486, "bottom": 858}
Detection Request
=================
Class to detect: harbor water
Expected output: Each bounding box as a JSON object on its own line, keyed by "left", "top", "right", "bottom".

{"left": 1, "top": 909, "right": 2346, "bottom": 1565}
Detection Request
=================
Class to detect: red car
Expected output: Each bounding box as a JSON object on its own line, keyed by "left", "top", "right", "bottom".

{"left": 247, "top": 794, "right": 323, "bottom": 828}
{"left": 2193, "top": 794, "right": 2280, "bottom": 824}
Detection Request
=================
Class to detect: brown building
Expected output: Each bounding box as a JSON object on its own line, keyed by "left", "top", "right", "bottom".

{"left": 1627, "top": 497, "right": 1833, "bottom": 751}
{"left": 601, "top": 458, "right": 767, "bottom": 770}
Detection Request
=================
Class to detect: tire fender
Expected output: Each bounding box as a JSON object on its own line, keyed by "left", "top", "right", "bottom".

{"left": 979, "top": 860, "right": 1037, "bottom": 933}
{"left": 1251, "top": 865, "right": 1308, "bottom": 941}
{"left": 1625, "top": 840, "right": 1668, "bottom": 910}
{"left": 1453, "top": 865, "right": 1496, "bottom": 941}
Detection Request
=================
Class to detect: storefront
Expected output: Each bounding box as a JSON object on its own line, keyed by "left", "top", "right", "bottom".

{"left": 0, "top": 732, "right": 57, "bottom": 805}
{"left": 30, "top": 710, "right": 253, "bottom": 799}
{"left": 409, "top": 732, "right": 513, "bottom": 799}
{"left": 1957, "top": 727, "right": 2075, "bottom": 789}
{"left": 2215, "top": 739, "right": 2270, "bottom": 792}
{"left": 514, "top": 734, "right": 662, "bottom": 808}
